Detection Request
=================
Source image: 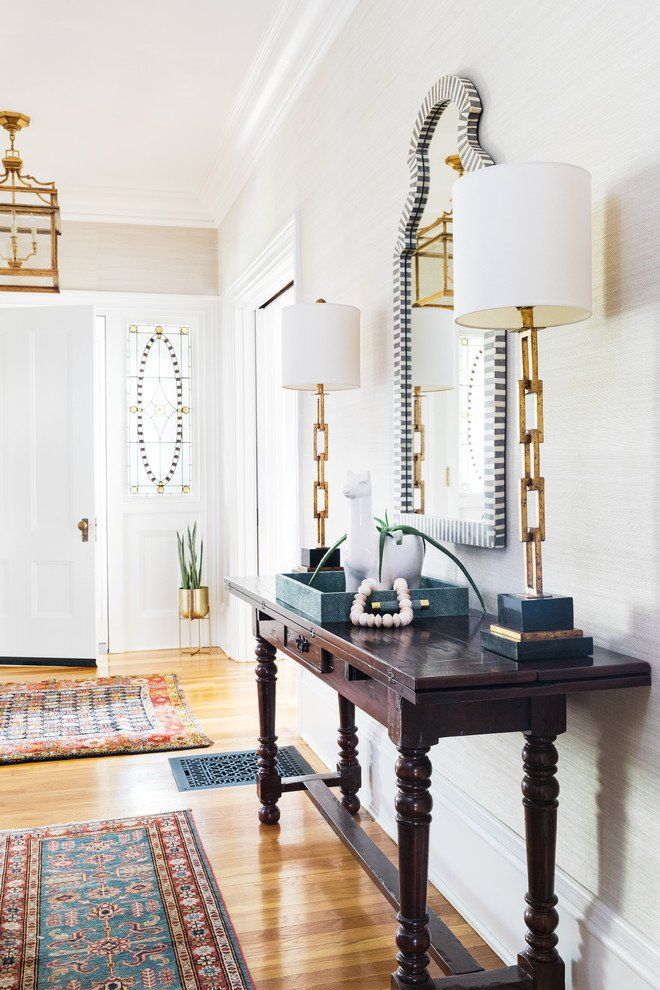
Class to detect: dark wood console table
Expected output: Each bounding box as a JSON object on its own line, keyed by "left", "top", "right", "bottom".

{"left": 226, "top": 576, "right": 650, "bottom": 990}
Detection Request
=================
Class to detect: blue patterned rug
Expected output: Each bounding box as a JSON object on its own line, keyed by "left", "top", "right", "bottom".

{"left": 0, "top": 810, "right": 252, "bottom": 989}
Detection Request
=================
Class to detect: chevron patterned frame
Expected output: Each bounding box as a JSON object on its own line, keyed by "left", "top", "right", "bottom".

{"left": 393, "top": 74, "right": 507, "bottom": 549}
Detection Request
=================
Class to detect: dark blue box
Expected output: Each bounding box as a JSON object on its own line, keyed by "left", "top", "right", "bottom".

{"left": 300, "top": 546, "right": 341, "bottom": 569}
{"left": 497, "top": 593, "right": 574, "bottom": 633}
{"left": 481, "top": 630, "right": 593, "bottom": 661}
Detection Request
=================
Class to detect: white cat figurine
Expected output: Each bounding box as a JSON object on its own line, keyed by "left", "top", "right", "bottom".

{"left": 342, "top": 470, "right": 424, "bottom": 593}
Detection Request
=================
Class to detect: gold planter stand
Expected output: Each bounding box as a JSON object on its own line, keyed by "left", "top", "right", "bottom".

{"left": 178, "top": 587, "right": 211, "bottom": 656}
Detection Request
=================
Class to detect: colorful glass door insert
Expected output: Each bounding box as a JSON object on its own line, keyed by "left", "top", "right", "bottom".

{"left": 127, "top": 323, "right": 192, "bottom": 495}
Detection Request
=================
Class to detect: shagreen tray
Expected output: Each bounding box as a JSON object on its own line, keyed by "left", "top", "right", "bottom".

{"left": 275, "top": 571, "right": 469, "bottom": 624}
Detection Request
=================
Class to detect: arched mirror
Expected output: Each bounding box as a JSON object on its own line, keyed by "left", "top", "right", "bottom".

{"left": 392, "top": 75, "right": 506, "bottom": 548}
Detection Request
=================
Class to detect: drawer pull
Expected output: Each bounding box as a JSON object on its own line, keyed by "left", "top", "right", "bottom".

{"left": 295, "top": 635, "right": 311, "bottom": 654}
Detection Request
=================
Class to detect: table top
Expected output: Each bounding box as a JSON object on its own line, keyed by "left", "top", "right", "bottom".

{"left": 226, "top": 575, "right": 651, "bottom": 697}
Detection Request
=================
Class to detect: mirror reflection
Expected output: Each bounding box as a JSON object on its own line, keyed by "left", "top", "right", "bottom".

{"left": 410, "top": 104, "right": 487, "bottom": 523}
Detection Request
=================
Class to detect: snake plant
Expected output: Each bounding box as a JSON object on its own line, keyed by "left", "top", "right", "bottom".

{"left": 177, "top": 523, "right": 204, "bottom": 590}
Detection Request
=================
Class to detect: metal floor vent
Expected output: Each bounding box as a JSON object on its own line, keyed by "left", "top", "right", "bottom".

{"left": 169, "top": 745, "right": 315, "bottom": 792}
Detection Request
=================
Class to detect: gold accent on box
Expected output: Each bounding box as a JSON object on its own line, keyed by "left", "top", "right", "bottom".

{"left": 419, "top": 599, "right": 430, "bottom": 608}
{"left": 489, "top": 624, "right": 584, "bottom": 643}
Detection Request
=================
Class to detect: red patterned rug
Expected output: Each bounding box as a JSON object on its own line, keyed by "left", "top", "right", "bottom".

{"left": 0, "top": 810, "right": 253, "bottom": 989}
{"left": 0, "top": 673, "right": 211, "bottom": 765}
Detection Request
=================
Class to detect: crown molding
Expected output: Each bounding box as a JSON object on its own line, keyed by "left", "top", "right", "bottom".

{"left": 199, "top": 0, "right": 359, "bottom": 225}
{"left": 59, "top": 184, "right": 216, "bottom": 228}
{"left": 58, "top": 0, "right": 358, "bottom": 228}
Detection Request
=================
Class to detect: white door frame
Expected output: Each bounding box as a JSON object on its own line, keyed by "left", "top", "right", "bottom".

{"left": 218, "top": 215, "right": 301, "bottom": 663}
{"left": 0, "top": 290, "right": 220, "bottom": 655}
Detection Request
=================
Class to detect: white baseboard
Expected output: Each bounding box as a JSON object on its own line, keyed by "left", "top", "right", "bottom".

{"left": 299, "top": 673, "right": 659, "bottom": 990}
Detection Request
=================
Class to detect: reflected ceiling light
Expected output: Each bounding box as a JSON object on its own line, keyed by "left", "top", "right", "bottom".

{"left": 412, "top": 154, "right": 464, "bottom": 309}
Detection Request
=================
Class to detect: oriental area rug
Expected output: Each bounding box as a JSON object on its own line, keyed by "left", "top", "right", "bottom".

{"left": 0, "top": 673, "right": 211, "bottom": 765}
{"left": 0, "top": 810, "right": 253, "bottom": 989}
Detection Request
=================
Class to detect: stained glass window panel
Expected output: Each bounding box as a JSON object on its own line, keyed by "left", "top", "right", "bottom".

{"left": 458, "top": 334, "right": 485, "bottom": 497}
{"left": 127, "top": 323, "right": 192, "bottom": 495}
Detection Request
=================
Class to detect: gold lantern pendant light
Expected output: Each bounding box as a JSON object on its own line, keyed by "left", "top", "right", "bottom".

{"left": 0, "top": 110, "right": 61, "bottom": 293}
{"left": 412, "top": 154, "right": 464, "bottom": 311}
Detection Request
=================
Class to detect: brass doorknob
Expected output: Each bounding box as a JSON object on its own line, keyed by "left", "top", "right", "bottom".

{"left": 77, "top": 518, "right": 89, "bottom": 542}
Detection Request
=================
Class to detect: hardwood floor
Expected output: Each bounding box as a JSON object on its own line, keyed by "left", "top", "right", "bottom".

{"left": 0, "top": 648, "right": 502, "bottom": 988}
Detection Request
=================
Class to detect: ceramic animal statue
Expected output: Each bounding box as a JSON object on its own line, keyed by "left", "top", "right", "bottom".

{"left": 342, "top": 470, "right": 424, "bottom": 592}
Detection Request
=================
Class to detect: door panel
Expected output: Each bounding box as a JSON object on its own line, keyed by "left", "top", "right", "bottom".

{"left": 0, "top": 305, "right": 95, "bottom": 660}
{"left": 105, "top": 309, "right": 206, "bottom": 652}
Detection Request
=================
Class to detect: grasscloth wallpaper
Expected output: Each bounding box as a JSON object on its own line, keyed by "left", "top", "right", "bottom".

{"left": 61, "top": 221, "right": 218, "bottom": 294}
{"left": 218, "top": 0, "right": 658, "bottom": 954}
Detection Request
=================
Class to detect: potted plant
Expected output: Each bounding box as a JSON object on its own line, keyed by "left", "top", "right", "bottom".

{"left": 177, "top": 524, "right": 208, "bottom": 618}
{"left": 310, "top": 510, "right": 484, "bottom": 611}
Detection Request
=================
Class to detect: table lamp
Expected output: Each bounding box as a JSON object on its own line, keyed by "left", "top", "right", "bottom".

{"left": 282, "top": 299, "right": 361, "bottom": 570}
{"left": 411, "top": 306, "right": 456, "bottom": 513}
{"left": 453, "top": 162, "right": 593, "bottom": 660}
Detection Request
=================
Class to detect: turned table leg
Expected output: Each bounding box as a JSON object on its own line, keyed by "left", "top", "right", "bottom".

{"left": 255, "top": 636, "right": 282, "bottom": 825}
{"left": 518, "top": 732, "right": 565, "bottom": 990}
{"left": 337, "top": 695, "right": 361, "bottom": 815}
{"left": 392, "top": 746, "right": 434, "bottom": 990}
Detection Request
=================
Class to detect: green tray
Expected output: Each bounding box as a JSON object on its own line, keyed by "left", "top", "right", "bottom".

{"left": 275, "top": 571, "right": 469, "bottom": 623}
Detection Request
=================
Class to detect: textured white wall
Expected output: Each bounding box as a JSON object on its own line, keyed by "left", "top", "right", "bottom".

{"left": 218, "top": 0, "right": 659, "bottom": 958}
{"left": 60, "top": 221, "right": 218, "bottom": 294}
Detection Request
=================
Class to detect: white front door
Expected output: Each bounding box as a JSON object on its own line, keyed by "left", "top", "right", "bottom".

{"left": 104, "top": 304, "right": 213, "bottom": 653}
{"left": 0, "top": 305, "right": 96, "bottom": 662}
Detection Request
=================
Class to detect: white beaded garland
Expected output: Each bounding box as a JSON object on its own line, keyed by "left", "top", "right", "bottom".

{"left": 349, "top": 577, "right": 414, "bottom": 628}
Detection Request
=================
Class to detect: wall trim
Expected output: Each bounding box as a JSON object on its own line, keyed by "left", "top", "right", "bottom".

{"left": 56, "top": 1, "right": 358, "bottom": 227}
{"left": 218, "top": 216, "right": 300, "bottom": 663}
{"left": 299, "top": 675, "right": 659, "bottom": 990}
{"left": 200, "top": 0, "right": 359, "bottom": 225}
{"left": 60, "top": 185, "right": 215, "bottom": 228}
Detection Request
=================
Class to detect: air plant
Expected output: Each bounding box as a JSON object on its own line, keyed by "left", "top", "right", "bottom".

{"left": 309, "top": 510, "right": 484, "bottom": 611}
{"left": 177, "top": 523, "right": 205, "bottom": 590}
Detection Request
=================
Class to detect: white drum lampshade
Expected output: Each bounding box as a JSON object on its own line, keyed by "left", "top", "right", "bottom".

{"left": 282, "top": 302, "right": 361, "bottom": 390}
{"left": 411, "top": 307, "right": 456, "bottom": 392}
{"left": 453, "top": 162, "right": 592, "bottom": 330}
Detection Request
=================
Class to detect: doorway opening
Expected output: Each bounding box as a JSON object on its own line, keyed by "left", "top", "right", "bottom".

{"left": 0, "top": 293, "right": 219, "bottom": 665}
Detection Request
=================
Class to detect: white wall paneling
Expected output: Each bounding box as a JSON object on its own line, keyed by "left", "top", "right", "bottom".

{"left": 216, "top": 0, "right": 659, "bottom": 983}
{"left": 301, "top": 679, "right": 660, "bottom": 990}
{"left": 218, "top": 215, "right": 300, "bottom": 662}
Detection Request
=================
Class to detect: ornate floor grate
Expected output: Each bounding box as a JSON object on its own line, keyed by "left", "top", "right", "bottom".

{"left": 169, "top": 745, "right": 315, "bottom": 792}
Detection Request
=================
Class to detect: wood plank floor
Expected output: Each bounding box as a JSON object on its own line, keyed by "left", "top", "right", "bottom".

{"left": 0, "top": 648, "right": 502, "bottom": 988}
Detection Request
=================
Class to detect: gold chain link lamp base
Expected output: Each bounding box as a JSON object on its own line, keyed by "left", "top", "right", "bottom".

{"left": 313, "top": 381, "right": 329, "bottom": 548}
{"left": 281, "top": 297, "right": 361, "bottom": 570}
{"left": 452, "top": 162, "right": 594, "bottom": 661}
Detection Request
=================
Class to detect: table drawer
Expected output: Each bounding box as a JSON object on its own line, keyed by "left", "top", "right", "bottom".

{"left": 283, "top": 625, "right": 332, "bottom": 672}
{"left": 256, "top": 616, "right": 332, "bottom": 673}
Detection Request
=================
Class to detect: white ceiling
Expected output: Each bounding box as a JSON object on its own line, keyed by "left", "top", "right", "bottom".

{"left": 1, "top": 0, "right": 357, "bottom": 226}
